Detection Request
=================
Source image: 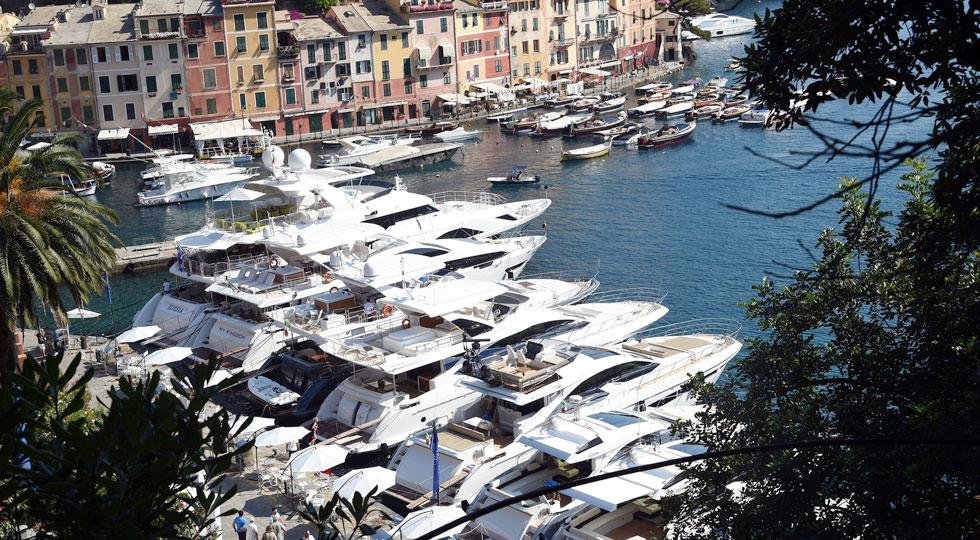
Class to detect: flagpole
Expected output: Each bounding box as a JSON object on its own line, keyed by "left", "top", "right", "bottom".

{"left": 104, "top": 271, "right": 116, "bottom": 336}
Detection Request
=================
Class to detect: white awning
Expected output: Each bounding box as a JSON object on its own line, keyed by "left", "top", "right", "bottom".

{"left": 560, "top": 474, "right": 667, "bottom": 511}
{"left": 600, "top": 60, "right": 620, "bottom": 68}
{"left": 416, "top": 45, "right": 431, "bottom": 58}
{"left": 97, "top": 128, "right": 130, "bottom": 141}
{"left": 580, "top": 67, "right": 611, "bottom": 77}
{"left": 519, "top": 77, "right": 548, "bottom": 88}
{"left": 470, "top": 82, "right": 516, "bottom": 102}
{"left": 148, "top": 124, "right": 180, "bottom": 136}
{"left": 190, "top": 119, "right": 263, "bottom": 141}
{"left": 437, "top": 93, "right": 471, "bottom": 105}
{"left": 440, "top": 43, "right": 456, "bottom": 57}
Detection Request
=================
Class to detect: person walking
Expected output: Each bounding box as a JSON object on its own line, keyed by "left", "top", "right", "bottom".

{"left": 271, "top": 516, "right": 287, "bottom": 540}
{"left": 244, "top": 517, "right": 259, "bottom": 540}
{"left": 261, "top": 525, "right": 277, "bottom": 540}
{"left": 233, "top": 510, "right": 247, "bottom": 540}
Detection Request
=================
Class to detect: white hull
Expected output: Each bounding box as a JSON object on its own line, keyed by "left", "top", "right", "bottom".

{"left": 136, "top": 177, "right": 248, "bottom": 206}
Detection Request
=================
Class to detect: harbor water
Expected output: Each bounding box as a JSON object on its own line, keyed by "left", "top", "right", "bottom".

{"left": 55, "top": 0, "right": 930, "bottom": 345}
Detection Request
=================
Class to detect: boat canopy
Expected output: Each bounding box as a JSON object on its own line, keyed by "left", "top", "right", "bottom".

{"left": 385, "top": 279, "right": 507, "bottom": 317}
{"left": 190, "top": 119, "right": 263, "bottom": 141}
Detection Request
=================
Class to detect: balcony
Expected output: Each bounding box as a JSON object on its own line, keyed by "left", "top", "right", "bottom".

{"left": 550, "top": 37, "right": 573, "bottom": 47}
{"left": 283, "top": 74, "right": 296, "bottom": 83}
{"left": 277, "top": 45, "right": 299, "bottom": 58}
{"left": 140, "top": 30, "right": 182, "bottom": 40}
{"left": 417, "top": 57, "right": 453, "bottom": 69}
{"left": 400, "top": 1, "right": 455, "bottom": 13}
{"left": 481, "top": 0, "right": 508, "bottom": 10}
{"left": 581, "top": 30, "right": 618, "bottom": 43}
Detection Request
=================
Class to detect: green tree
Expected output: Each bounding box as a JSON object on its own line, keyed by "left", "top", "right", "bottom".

{"left": 0, "top": 96, "right": 119, "bottom": 361}
{"left": 299, "top": 487, "right": 388, "bottom": 540}
{"left": 673, "top": 160, "right": 980, "bottom": 538}
{"left": 0, "top": 351, "right": 251, "bottom": 538}
{"left": 306, "top": 0, "right": 338, "bottom": 14}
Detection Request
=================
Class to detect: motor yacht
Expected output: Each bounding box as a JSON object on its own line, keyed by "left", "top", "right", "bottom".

{"left": 316, "top": 136, "right": 399, "bottom": 167}
{"left": 135, "top": 161, "right": 261, "bottom": 206}
{"left": 690, "top": 13, "right": 756, "bottom": 37}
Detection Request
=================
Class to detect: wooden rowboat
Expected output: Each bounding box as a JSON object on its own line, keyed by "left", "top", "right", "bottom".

{"left": 561, "top": 140, "right": 612, "bottom": 161}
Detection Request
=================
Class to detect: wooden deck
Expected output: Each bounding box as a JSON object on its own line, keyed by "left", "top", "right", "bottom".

{"left": 114, "top": 241, "right": 178, "bottom": 273}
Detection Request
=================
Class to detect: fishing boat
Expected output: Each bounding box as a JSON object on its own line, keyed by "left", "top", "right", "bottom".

{"left": 637, "top": 121, "right": 696, "bottom": 148}
{"left": 620, "top": 125, "right": 652, "bottom": 146}
{"left": 607, "top": 124, "right": 642, "bottom": 145}
{"left": 739, "top": 107, "right": 771, "bottom": 126}
{"left": 655, "top": 101, "right": 695, "bottom": 117}
{"left": 689, "top": 102, "right": 725, "bottom": 119}
{"left": 487, "top": 111, "right": 513, "bottom": 123}
{"left": 694, "top": 93, "right": 720, "bottom": 107}
{"left": 434, "top": 126, "right": 483, "bottom": 142}
{"left": 415, "top": 120, "right": 459, "bottom": 135}
{"left": 628, "top": 100, "right": 666, "bottom": 117}
{"left": 92, "top": 161, "right": 115, "bottom": 182}
{"left": 725, "top": 60, "right": 741, "bottom": 71}
{"left": 714, "top": 103, "right": 752, "bottom": 122}
{"left": 592, "top": 96, "right": 627, "bottom": 113}
{"left": 568, "top": 97, "right": 601, "bottom": 113}
{"left": 488, "top": 165, "right": 541, "bottom": 185}
{"left": 596, "top": 122, "right": 637, "bottom": 140}
{"left": 533, "top": 113, "right": 590, "bottom": 137}
{"left": 561, "top": 140, "right": 612, "bottom": 161}
{"left": 246, "top": 375, "right": 301, "bottom": 408}
{"left": 636, "top": 82, "right": 672, "bottom": 96}
{"left": 543, "top": 94, "right": 580, "bottom": 108}
{"left": 667, "top": 93, "right": 696, "bottom": 105}
{"left": 61, "top": 175, "right": 97, "bottom": 196}
{"left": 706, "top": 76, "right": 729, "bottom": 89}
{"left": 566, "top": 112, "right": 627, "bottom": 138}
{"left": 724, "top": 94, "right": 751, "bottom": 107}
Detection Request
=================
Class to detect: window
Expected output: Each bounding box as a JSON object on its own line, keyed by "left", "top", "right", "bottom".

{"left": 495, "top": 59, "right": 502, "bottom": 73}
{"left": 56, "top": 78, "right": 68, "bottom": 93}
{"left": 383, "top": 83, "right": 391, "bottom": 97}
{"left": 404, "top": 79, "right": 413, "bottom": 94}
{"left": 141, "top": 45, "right": 153, "bottom": 61}
{"left": 77, "top": 48, "right": 87, "bottom": 64}
{"left": 357, "top": 34, "right": 366, "bottom": 49}
{"left": 403, "top": 57, "right": 412, "bottom": 77}
{"left": 524, "top": 62, "right": 530, "bottom": 75}
{"left": 12, "top": 60, "right": 22, "bottom": 75}
{"left": 522, "top": 19, "right": 527, "bottom": 31}
{"left": 28, "top": 59, "right": 39, "bottom": 74}
{"left": 126, "top": 103, "right": 136, "bottom": 120}
{"left": 102, "top": 104, "right": 113, "bottom": 121}
{"left": 337, "top": 41, "right": 346, "bottom": 60}
{"left": 381, "top": 60, "right": 390, "bottom": 80}
{"left": 212, "top": 18, "right": 221, "bottom": 31}
{"left": 236, "top": 36, "right": 247, "bottom": 53}
{"left": 99, "top": 76, "right": 111, "bottom": 93}
{"left": 285, "top": 88, "right": 296, "bottom": 105}
{"left": 361, "top": 85, "right": 370, "bottom": 99}
{"left": 443, "top": 71, "right": 451, "bottom": 85}
{"left": 214, "top": 41, "right": 225, "bottom": 56}
{"left": 54, "top": 49, "right": 65, "bottom": 66}
{"left": 310, "top": 90, "right": 319, "bottom": 105}
{"left": 259, "top": 34, "right": 269, "bottom": 52}
{"left": 533, "top": 17, "right": 538, "bottom": 30}
{"left": 120, "top": 46, "right": 132, "bottom": 62}
{"left": 420, "top": 74, "right": 427, "bottom": 88}
{"left": 522, "top": 41, "right": 528, "bottom": 54}
{"left": 284, "top": 118, "right": 293, "bottom": 136}
{"left": 140, "top": 19, "right": 150, "bottom": 35}
{"left": 169, "top": 74, "right": 181, "bottom": 91}
{"left": 158, "top": 18, "right": 168, "bottom": 32}
{"left": 236, "top": 65, "right": 245, "bottom": 83}
{"left": 471, "top": 13, "right": 478, "bottom": 26}
{"left": 380, "top": 34, "right": 387, "bottom": 50}
{"left": 95, "top": 47, "right": 108, "bottom": 63}
{"left": 499, "top": 12, "right": 505, "bottom": 25}
{"left": 234, "top": 14, "right": 245, "bottom": 31}
{"left": 255, "top": 91, "right": 266, "bottom": 108}
{"left": 203, "top": 68, "right": 217, "bottom": 89}
{"left": 252, "top": 65, "right": 264, "bottom": 82}
{"left": 163, "top": 102, "right": 174, "bottom": 118}
{"left": 80, "top": 76, "right": 90, "bottom": 91}
{"left": 473, "top": 64, "right": 479, "bottom": 78}
{"left": 440, "top": 17, "right": 448, "bottom": 32}
{"left": 256, "top": 11, "right": 268, "bottom": 29}
{"left": 533, "top": 39, "right": 540, "bottom": 52}
{"left": 206, "top": 98, "right": 217, "bottom": 114}
{"left": 307, "top": 44, "right": 316, "bottom": 63}
{"left": 416, "top": 20, "right": 424, "bottom": 34}
{"left": 534, "top": 60, "right": 541, "bottom": 74}
{"left": 168, "top": 16, "right": 178, "bottom": 31}
{"left": 168, "top": 43, "right": 179, "bottom": 59}
{"left": 60, "top": 106, "right": 71, "bottom": 124}
{"left": 494, "top": 36, "right": 500, "bottom": 50}
{"left": 83, "top": 105, "right": 94, "bottom": 123}
{"left": 402, "top": 32, "right": 409, "bottom": 48}
{"left": 323, "top": 42, "right": 332, "bottom": 61}
{"left": 238, "top": 93, "right": 246, "bottom": 110}
{"left": 188, "top": 43, "right": 199, "bottom": 59}
{"left": 14, "top": 87, "right": 24, "bottom": 98}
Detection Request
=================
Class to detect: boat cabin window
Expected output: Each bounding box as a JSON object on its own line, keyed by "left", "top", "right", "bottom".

{"left": 437, "top": 227, "right": 483, "bottom": 239}
{"left": 501, "top": 396, "right": 544, "bottom": 415}
{"left": 451, "top": 318, "right": 494, "bottom": 337}
{"left": 490, "top": 319, "right": 576, "bottom": 349}
{"left": 363, "top": 204, "right": 439, "bottom": 228}
{"left": 496, "top": 213, "right": 518, "bottom": 221}
{"left": 402, "top": 247, "right": 450, "bottom": 257}
{"left": 569, "top": 361, "right": 651, "bottom": 396}
{"left": 443, "top": 251, "right": 507, "bottom": 271}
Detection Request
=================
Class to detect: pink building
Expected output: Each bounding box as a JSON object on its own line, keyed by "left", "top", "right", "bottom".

{"left": 384, "top": 0, "right": 457, "bottom": 119}
{"left": 455, "top": 0, "right": 510, "bottom": 90}
{"left": 288, "top": 17, "right": 346, "bottom": 134}
{"left": 275, "top": 10, "right": 304, "bottom": 135}
{"left": 183, "top": 0, "right": 232, "bottom": 129}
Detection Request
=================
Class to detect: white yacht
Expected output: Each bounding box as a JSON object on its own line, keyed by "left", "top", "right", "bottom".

{"left": 317, "top": 136, "right": 399, "bottom": 167}
{"left": 135, "top": 161, "right": 261, "bottom": 206}
{"left": 380, "top": 319, "right": 740, "bottom": 511}
{"left": 690, "top": 13, "right": 756, "bottom": 37}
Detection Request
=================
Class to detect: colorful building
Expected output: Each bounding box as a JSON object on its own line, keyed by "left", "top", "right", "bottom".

{"left": 0, "top": 11, "right": 21, "bottom": 91}
{"left": 575, "top": 0, "right": 619, "bottom": 74}
{"left": 455, "top": 0, "right": 511, "bottom": 91}
{"left": 615, "top": 0, "right": 659, "bottom": 72}
{"left": 5, "top": 5, "right": 61, "bottom": 133}
{"left": 274, "top": 9, "right": 305, "bottom": 134}
{"left": 655, "top": 10, "right": 680, "bottom": 63}
{"left": 87, "top": 1, "right": 144, "bottom": 153}
{"left": 287, "top": 16, "right": 346, "bottom": 135}
{"left": 385, "top": 0, "right": 457, "bottom": 119}
{"left": 507, "top": 0, "right": 547, "bottom": 82}
{"left": 183, "top": 0, "right": 233, "bottom": 128}
{"left": 43, "top": 5, "right": 99, "bottom": 153}
{"left": 223, "top": 0, "right": 280, "bottom": 134}
{"left": 544, "top": 0, "right": 576, "bottom": 85}
{"left": 326, "top": 4, "right": 378, "bottom": 127}
{"left": 135, "top": 0, "right": 191, "bottom": 149}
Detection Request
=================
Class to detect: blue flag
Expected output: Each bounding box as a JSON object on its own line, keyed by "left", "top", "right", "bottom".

{"left": 430, "top": 424, "right": 439, "bottom": 501}
{"left": 176, "top": 245, "right": 185, "bottom": 270}
{"left": 104, "top": 271, "right": 112, "bottom": 305}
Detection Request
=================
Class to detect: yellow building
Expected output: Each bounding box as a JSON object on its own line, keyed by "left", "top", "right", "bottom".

{"left": 508, "top": 0, "right": 548, "bottom": 82}
{"left": 4, "top": 6, "right": 62, "bottom": 133}
{"left": 222, "top": 0, "right": 281, "bottom": 132}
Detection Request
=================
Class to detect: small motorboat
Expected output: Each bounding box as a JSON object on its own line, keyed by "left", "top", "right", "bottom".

{"left": 724, "top": 60, "right": 741, "bottom": 71}
{"left": 543, "top": 94, "right": 580, "bottom": 108}
{"left": 706, "top": 76, "right": 729, "bottom": 89}
{"left": 533, "top": 113, "right": 590, "bottom": 137}
{"left": 371, "top": 132, "right": 420, "bottom": 146}
{"left": 566, "top": 112, "right": 627, "bottom": 138}
{"left": 568, "top": 97, "right": 601, "bottom": 113}
{"left": 607, "top": 123, "right": 641, "bottom": 145}
{"left": 714, "top": 103, "right": 752, "bottom": 122}
{"left": 92, "top": 161, "right": 115, "bottom": 182}
{"left": 694, "top": 93, "right": 720, "bottom": 107}
{"left": 60, "top": 175, "right": 97, "bottom": 196}
{"left": 561, "top": 139, "right": 612, "bottom": 161}
{"left": 434, "top": 126, "right": 483, "bottom": 142}
{"left": 635, "top": 82, "right": 671, "bottom": 95}
{"left": 636, "top": 121, "right": 696, "bottom": 148}
{"left": 620, "top": 125, "right": 652, "bottom": 146}
{"left": 592, "top": 96, "right": 627, "bottom": 113}
{"left": 669, "top": 84, "right": 695, "bottom": 96}
{"left": 488, "top": 111, "right": 514, "bottom": 122}
{"left": 689, "top": 103, "right": 725, "bottom": 119}
{"left": 628, "top": 100, "right": 666, "bottom": 117}
{"left": 739, "top": 107, "right": 771, "bottom": 126}
{"left": 655, "top": 101, "right": 695, "bottom": 117}
{"left": 488, "top": 165, "right": 541, "bottom": 185}
{"left": 415, "top": 120, "right": 459, "bottom": 135}
{"left": 247, "top": 375, "right": 301, "bottom": 408}
{"left": 724, "top": 94, "right": 751, "bottom": 107}
{"left": 668, "top": 93, "right": 696, "bottom": 105}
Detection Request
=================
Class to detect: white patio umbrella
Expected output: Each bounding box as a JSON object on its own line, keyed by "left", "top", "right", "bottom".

{"left": 255, "top": 426, "right": 310, "bottom": 448}
{"left": 204, "top": 369, "right": 234, "bottom": 388}
{"left": 66, "top": 308, "right": 101, "bottom": 319}
{"left": 116, "top": 325, "right": 161, "bottom": 344}
{"left": 335, "top": 466, "right": 396, "bottom": 501}
{"left": 231, "top": 415, "right": 277, "bottom": 436}
{"left": 391, "top": 506, "right": 467, "bottom": 540}
{"left": 143, "top": 346, "right": 193, "bottom": 366}
{"left": 216, "top": 187, "right": 265, "bottom": 223}
{"left": 284, "top": 444, "right": 348, "bottom": 474}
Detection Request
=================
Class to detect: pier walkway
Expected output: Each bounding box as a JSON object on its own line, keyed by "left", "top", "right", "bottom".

{"left": 114, "top": 240, "right": 177, "bottom": 273}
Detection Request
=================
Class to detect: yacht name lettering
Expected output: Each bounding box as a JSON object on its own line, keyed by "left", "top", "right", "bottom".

{"left": 216, "top": 327, "right": 249, "bottom": 341}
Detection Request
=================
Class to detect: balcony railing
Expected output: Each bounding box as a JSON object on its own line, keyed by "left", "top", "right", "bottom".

{"left": 277, "top": 45, "right": 299, "bottom": 58}
{"left": 417, "top": 57, "right": 453, "bottom": 69}
{"left": 401, "top": 1, "right": 454, "bottom": 13}
{"left": 481, "top": 0, "right": 508, "bottom": 10}
{"left": 581, "top": 32, "right": 617, "bottom": 43}
{"left": 551, "top": 37, "right": 573, "bottom": 47}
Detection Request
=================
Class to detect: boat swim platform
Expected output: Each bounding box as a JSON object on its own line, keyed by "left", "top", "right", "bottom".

{"left": 113, "top": 241, "right": 178, "bottom": 273}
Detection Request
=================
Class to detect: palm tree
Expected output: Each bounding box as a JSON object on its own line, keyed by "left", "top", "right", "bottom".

{"left": 0, "top": 93, "right": 120, "bottom": 364}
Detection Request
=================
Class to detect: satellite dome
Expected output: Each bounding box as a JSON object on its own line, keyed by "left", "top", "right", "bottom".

{"left": 261, "top": 149, "right": 275, "bottom": 167}
{"left": 288, "top": 148, "right": 312, "bottom": 172}
{"left": 270, "top": 146, "right": 285, "bottom": 166}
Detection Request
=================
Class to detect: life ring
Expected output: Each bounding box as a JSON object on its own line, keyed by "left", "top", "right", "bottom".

{"left": 269, "top": 258, "right": 280, "bottom": 268}
{"left": 401, "top": 318, "right": 411, "bottom": 329}
{"left": 381, "top": 305, "right": 394, "bottom": 318}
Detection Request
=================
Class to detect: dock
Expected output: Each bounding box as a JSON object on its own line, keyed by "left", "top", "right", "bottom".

{"left": 114, "top": 240, "right": 177, "bottom": 273}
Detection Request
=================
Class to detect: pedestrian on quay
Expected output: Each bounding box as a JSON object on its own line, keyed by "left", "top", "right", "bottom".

{"left": 37, "top": 328, "right": 47, "bottom": 357}
{"left": 303, "top": 531, "right": 314, "bottom": 540}
{"left": 271, "top": 515, "right": 287, "bottom": 540}
{"left": 233, "top": 510, "right": 247, "bottom": 540}
{"left": 287, "top": 439, "right": 299, "bottom": 456}
{"left": 245, "top": 517, "right": 259, "bottom": 540}
{"left": 44, "top": 327, "right": 54, "bottom": 352}
{"left": 261, "top": 525, "right": 277, "bottom": 540}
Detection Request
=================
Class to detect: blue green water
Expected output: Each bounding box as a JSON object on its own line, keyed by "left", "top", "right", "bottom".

{"left": 57, "top": 0, "right": 931, "bottom": 341}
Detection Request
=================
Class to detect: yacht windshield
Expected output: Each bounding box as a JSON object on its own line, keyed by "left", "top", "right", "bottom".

{"left": 589, "top": 412, "right": 644, "bottom": 428}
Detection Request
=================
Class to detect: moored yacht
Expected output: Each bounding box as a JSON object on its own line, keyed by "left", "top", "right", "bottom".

{"left": 690, "top": 13, "right": 756, "bottom": 37}
{"left": 135, "top": 161, "right": 260, "bottom": 206}
{"left": 316, "top": 135, "right": 398, "bottom": 167}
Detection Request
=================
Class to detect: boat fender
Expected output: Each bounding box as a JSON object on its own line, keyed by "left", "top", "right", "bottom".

{"left": 124, "top": 262, "right": 136, "bottom": 274}
{"left": 381, "top": 305, "right": 394, "bottom": 318}
{"left": 401, "top": 318, "right": 411, "bottom": 329}
{"left": 269, "top": 258, "right": 280, "bottom": 269}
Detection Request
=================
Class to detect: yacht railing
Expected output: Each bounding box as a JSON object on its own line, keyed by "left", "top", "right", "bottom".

{"left": 427, "top": 191, "right": 507, "bottom": 208}
{"left": 182, "top": 252, "right": 269, "bottom": 279}
{"left": 634, "top": 318, "right": 742, "bottom": 341}
{"left": 580, "top": 287, "right": 668, "bottom": 307}
{"left": 549, "top": 287, "right": 668, "bottom": 343}
{"left": 322, "top": 319, "right": 465, "bottom": 366}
